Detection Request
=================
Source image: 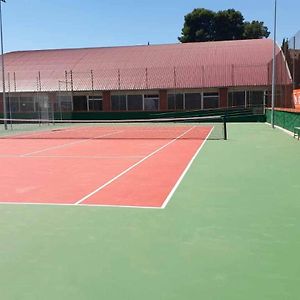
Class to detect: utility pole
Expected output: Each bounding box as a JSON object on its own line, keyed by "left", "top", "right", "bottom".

{"left": 271, "top": 0, "right": 277, "bottom": 128}
{"left": 0, "top": 0, "right": 7, "bottom": 130}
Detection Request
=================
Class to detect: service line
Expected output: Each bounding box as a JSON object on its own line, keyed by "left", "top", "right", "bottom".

{"left": 75, "top": 127, "right": 196, "bottom": 205}
{"left": 21, "top": 130, "right": 124, "bottom": 156}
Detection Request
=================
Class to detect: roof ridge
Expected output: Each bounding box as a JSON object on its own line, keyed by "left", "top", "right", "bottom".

{"left": 5, "top": 39, "right": 271, "bottom": 55}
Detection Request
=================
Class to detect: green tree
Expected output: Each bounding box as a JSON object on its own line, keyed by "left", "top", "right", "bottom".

{"left": 214, "top": 9, "right": 245, "bottom": 40}
{"left": 281, "top": 38, "right": 292, "bottom": 75}
{"left": 179, "top": 8, "right": 215, "bottom": 43}
{"left": 243, "top": 21, "right": 270, "bottom": 39}
{"left": 178, "top": 8, "right": 270, "bottom": 43}
{"left": 281, "top": 38, "right": 289, "bottom": 53}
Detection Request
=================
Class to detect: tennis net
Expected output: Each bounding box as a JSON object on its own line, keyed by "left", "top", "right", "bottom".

{"left": 0, "top": 115, "right": 227, "bottom": 140}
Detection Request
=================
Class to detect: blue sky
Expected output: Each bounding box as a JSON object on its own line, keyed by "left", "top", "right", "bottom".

{"left": 2, "top": 0, "right": 300, "bottom": 52}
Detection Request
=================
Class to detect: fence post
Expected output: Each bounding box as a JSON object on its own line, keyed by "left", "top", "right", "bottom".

{"left": 145, "top": 67, "right": 148, "bottom": 90}
{"left": 91, "top": 70, "right": 94, "bottom": 92}
{"left": 13, "top": 72, "right": 16, "bottom": 92}
{"left": 70, "top": 70, "right": 74, "bottom": 92}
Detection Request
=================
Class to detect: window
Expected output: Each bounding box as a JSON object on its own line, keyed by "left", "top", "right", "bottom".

{"left": 20, "top": 96, "right": 35, "bottom": 112}
{"left": 112, "top": 94, "right": 158, "bottom": 111}
{"left": 185, "top": 93, "right": 201, "bottom": 110}
{"left": 247, "top": 91, "right": 264, "bottom": 107}
{"left": 127, "top": 95, "right": 143, "bottom": 111}
{"left": 88, "top": 95, "right": 102, "bottom": 111}
{"left": 55, "top": 94, "right": 73, "bottom": 112}
{"left": 228, "top": 91, "right": 246, "bottom": 107}
{"left": 111, "top": 95, "right": 127, "bottom": 111}
{"left": 35, "top": 95, "right": 51, "bottom": 119}
{"left": 6, "top": 96, "right": 20, "bottom": 113}
{"left": 203, "top": 92, "right": 219, "bottom": 109}
{"left": 229, "top": 91, "right": 265, "bottom": 109}
{"left": 168, "top": 94, "right": 184, "bottom": 110}
{"left": 144, "top": 94, "right": 159, "bottom": 111}
{"left": 73, "top": 96, "right": 87, "bottom": 112}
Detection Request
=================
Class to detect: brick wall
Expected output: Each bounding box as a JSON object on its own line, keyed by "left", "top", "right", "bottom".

{"left": 219, "top": 88, "right": 228, "bottom": 108}
{"left": 159, "top": 90, "right": 168, "bottom": 110}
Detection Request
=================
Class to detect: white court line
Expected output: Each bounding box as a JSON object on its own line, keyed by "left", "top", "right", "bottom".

{"left": 161, "top": 127, "right": 214, "bottom": 209}
{"left": 0, "top": 124, "right": 89, "bottom": 139}
{"left": 265, "top": 122, "right": 295, "bottom": 137}
{"left": 21, "top": 130, "right": 124, "bottom": 156}
{"left": 0, "top": 125, "right": 186, "bottom": 139}
{"left": 74, "top": 126, "right": 196, "bottom": 205}
{"left": 0, "top": 154, "right": 144, "bottom": 159}
{"left": 0, "top": 126, "right": 213, "bottom": 210}
{"left": 0, "top": 201, "right": 162, "bottom": 210}
{"left": 23, "top": 155, "right": 144, "bottom": 159}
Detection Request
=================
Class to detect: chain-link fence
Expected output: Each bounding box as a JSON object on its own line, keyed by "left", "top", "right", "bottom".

{"left": 266, "top": 48, "right": 293, "bottom": 108}
{"left": 0, "top": 58, "right": 294, "bottom": 118}
{"left": 288, "top": 31, "right": 300, "bottom": 90}
{"left": 4, "top": 62, "right": 292, "bottom": 93}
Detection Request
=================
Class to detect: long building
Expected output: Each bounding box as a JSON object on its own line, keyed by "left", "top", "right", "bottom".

{"left": 0, "top": 39, "right": 293, "bottom": 117}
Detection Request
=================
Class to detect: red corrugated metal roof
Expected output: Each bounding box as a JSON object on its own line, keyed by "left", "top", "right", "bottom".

{"left": 4, "top": 39, "right": 291, "bottom": 92}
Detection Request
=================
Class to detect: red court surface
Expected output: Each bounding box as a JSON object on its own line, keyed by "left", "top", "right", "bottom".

{"left": 0, "top": 125, "right": 212, "bottom": 208}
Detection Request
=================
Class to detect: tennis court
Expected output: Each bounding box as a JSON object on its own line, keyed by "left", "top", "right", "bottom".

{"left": 0, "top": 121, "right": 299, "bottom": 300}
{"left": 0, "top": 118, "right": 221, "bottom": 208}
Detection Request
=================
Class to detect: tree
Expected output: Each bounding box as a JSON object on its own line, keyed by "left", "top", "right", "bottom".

{"left": 243, "top": 21, "right": 270, "bottom": 39}
{"left": 179, "top": 8, "right": 215, "bottom": 43}
{"left": 281, "top": 38, "right": 292, "bottom": 76}
{"left": 178, "top": 8, "right": 270, "bottom": 43}
{"left": 214, "top": 9, "right": 244, "bottom": 41}
{"left": 281, "top": 38, "right": 289, "bottom": 53}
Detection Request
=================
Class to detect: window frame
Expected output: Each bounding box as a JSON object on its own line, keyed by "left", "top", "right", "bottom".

{"left": 110, "top": 92, "right": 160, "bottom": 111}
{"left": 143, "top": 94, "right": 159, "bottom": 111}
{"left": 87, "top": 95, "right": 103, "bottom": 112}
{"left": 167, "top": 90, "right": 219, "bottom": 110}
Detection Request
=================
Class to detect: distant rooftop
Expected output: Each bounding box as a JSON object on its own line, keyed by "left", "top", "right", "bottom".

{"left": 289, "top": 30, "right": 300, "bottom": 49}
{"left": 3, "top": 39, "right": 290, "bottom": 92}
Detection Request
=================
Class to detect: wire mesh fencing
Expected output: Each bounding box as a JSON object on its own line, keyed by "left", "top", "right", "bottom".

{"left": 3, "top": 63, "right": 287, "bottom": 93}
{"left": 288, "top": 31, "right": 300, "bottom": 91}
{"left": 0, "top": 58, "right": 294, "bottom": 118}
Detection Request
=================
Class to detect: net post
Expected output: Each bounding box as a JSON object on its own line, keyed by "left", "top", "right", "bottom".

{"left": 223, "top": 115, "right": 227, "bottom": 140}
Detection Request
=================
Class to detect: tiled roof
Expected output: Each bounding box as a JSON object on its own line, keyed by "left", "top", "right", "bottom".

{"left": 4, "top": 39, "right": 291, "bottom": 92}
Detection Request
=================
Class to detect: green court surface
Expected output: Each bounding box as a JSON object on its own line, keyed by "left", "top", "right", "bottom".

{"left": 0, "top": 123, "right": 299, "bottom": 299}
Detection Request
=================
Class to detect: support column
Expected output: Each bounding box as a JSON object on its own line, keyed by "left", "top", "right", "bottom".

{"left": 48, "top": 92, "right": 56, "bottom": 117}
{"left": 285, "top": 85, "right": 293, "bottom": 108}
{"left": 219, "top": 88, "right": 228, "bottom": 108}
{"left": 159, "top": 90, "right": 168, "bottom": 111}
{"left": 102, "top": 91, "right": 111, "bottom": 112}
{"left": 0, "top": 94, "right": 3, "bottom": 113}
